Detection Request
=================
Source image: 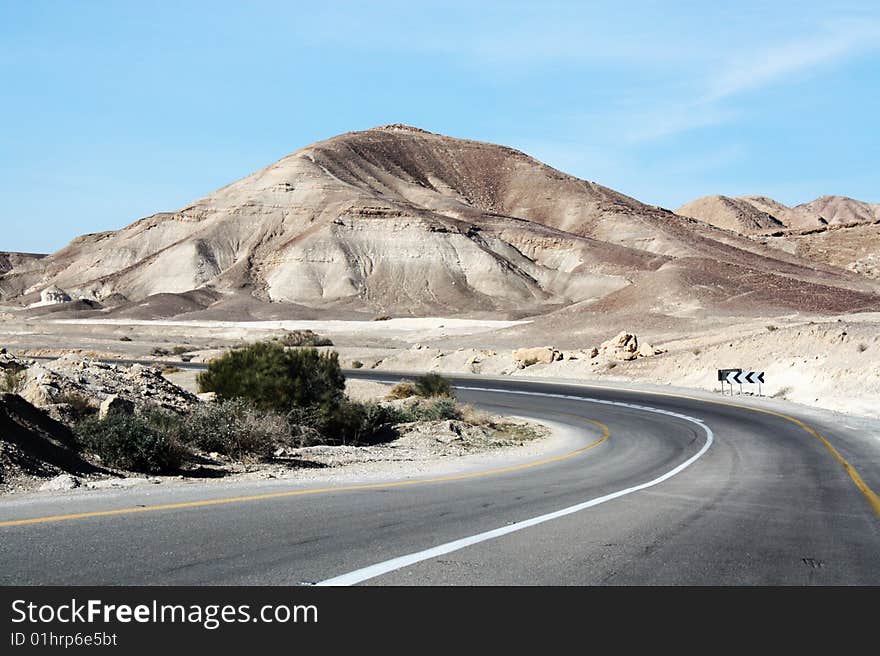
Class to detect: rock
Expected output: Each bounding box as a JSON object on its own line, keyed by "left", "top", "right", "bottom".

{"left": 197, "top": 392, "right": 217, "bottom": 403}
{"left": 512, "top": 346, "right": 562, "bottom": 365}
{"left": 16, "top": 354, "right": 198, "bottom": 416}
{"left": 637, "top": 342, "right": 665, "bottom": 357}
{"left": 601, "top": 331, "right": 638, "bottom": 353}
{"left": 38, "top": 285, "right": 72, "bottom": 306}
{"left": 598, "top": 331, "right": 641, "bottom": 361}
{"left": 589, "top": 347, "right": 599, "bottom": 358}
{"left": 39, "top": 474, "right": 80, "bottom": 491}
{"left": 99, "top": 394, "right": 135, "bottom": 419}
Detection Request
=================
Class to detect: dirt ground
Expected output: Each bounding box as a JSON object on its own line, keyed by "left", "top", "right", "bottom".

{"left": 1, "top": 310, "right": 878, "bottom": 420}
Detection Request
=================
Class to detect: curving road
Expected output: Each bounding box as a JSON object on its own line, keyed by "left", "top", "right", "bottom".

{"left": 1, "top": 370, "right": 879, "bottom": 585}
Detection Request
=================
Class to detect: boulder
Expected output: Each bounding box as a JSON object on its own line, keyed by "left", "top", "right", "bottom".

{"left": 99, "top": 394, "right": 135, "bottom": 420}
{"left": 637, "top": 342, "right": 665, "bottom": 358}
{"left": 597, "top": 331, "right": 640, "bottom": 361}
{"left": 512, "top": 347, "right": 562, "bottom": 366}
{"left": 39, "top": 474, "right": 81, "bottom": 491}
{"left": 601, "top": 331, "right": 638, "bottom": 353}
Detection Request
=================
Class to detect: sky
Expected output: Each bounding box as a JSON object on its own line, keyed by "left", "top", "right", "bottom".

{"left": 1, "top": 1, "right": 878, "bottom": 253}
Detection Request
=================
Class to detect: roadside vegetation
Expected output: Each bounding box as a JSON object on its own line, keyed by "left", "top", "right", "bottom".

{"left": 50, "top": 342, "right": 534, "bottom": 476}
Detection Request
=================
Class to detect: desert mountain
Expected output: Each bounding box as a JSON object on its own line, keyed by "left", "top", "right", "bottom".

{"left": 755, "top": 222, "right": 880, "bottom": 280}
{"left": 676, "top": 196, "right": 785, "bottom": 233}
{"left": 0, "top": 252, "right": 45, "bottom": 275}
{"left": 677, "top": 194, "right": 880, "bottom": 233}
{"left": 796, "top": 195, "right": 880, "bottom": 226}
{"left": 2, "top": 125, "right": 879, "bottom": 318}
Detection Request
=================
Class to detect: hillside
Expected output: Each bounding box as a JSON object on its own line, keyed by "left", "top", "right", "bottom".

{"left": 679, "top": 194, "right": 880, "bottom": 232}
{"left": 2, "top": 125, "right": 879, "bottom": 319}
{"left": 0, "top": 252, "right": 46, "bottom": 275}
{"left": 676, "top": 195, "right": 785, "bottom": 233}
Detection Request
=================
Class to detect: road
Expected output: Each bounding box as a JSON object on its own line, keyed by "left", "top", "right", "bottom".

{"left": 2, "top": 368, "right": 879, "bottom": 585}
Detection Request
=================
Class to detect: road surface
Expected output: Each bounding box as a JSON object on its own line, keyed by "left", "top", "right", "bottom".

{"left": 1, "top": 369, "right": 878, "bottom": 585}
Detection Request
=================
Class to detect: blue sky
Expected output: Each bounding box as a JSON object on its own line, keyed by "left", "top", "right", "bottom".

{"left": 1, "top": 1, "right": 878, "bottom": 253}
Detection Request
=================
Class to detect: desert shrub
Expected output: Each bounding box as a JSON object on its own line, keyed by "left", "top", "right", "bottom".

{"left": 55, "top": 391, "right": 97, "bottom": 422}
{"left": 607, "top": 362, "right": 617, "bottom": 370}
{"left": 387, "top": 374, "right": 453, "bottom": 399}
{"left": 119, "top": 336, "right": 133, "bottom": 342}
{"left": 414, "top": 373, "right": 453, "bottom": 398}
{"left": 387, "top": 381, "right": 418, "bottom": 400}
{"left": 350, "top": 360, "right": 364, "bottom": 369}
{"left": 0, "top": 369, "right": 25, "bottom": 394}
{"left": 197, "top": 342, "right": 345, "bottom": 414}
{"left": 161, "top": 366, "right": 182, "bottom": 375}
{"left": 857, "top": 343, "right": 868, "bottom": 353}
{"left": 395, "top": 397, "right": 461, "bottom": 422}
{"left": 181, "top": 399, "right": 287, "bottom": 459}
{"left": 289, "top": 399, "right": 398, "bottom": 446}
{"left": 74, "top": 412, "right": 185, "bottom": 473}
{"left": 766, "top": 325, "right": 778, "bottom": 332}
{"left": 692, "top": 348, "right": 701, "bottom": 356}
{"left": 773, "top": 386, "right": 792, "bottom": 399}
{"left": 276, "top": 330, "right": 333, "bottom": 347}
{"left": 373, "top": 315, "right": 392, "bottom": 321}
{"left": 460, "top": 404, "right": 492, "bottom": 426}
{"left": 150, "top": 346, "right": 170, "bottom": 357}
{"left": 171, "top": 345, "right": 190, "bottom": 355}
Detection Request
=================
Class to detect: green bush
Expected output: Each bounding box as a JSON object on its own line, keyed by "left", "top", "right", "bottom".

{"left": 276, "top": 330, "right": 333, "bottom": 347}
{"left": 182, "top": 399, "right": 287, "bottom": 459}
{"left": 288, "top": 399, "right": 398, "bottom": 446}
{"left": 395, "top": 397, "right": 461, "bottom": 422}
{"left": 74, "top": 412, "right": 185, "bottom": 473}
{"left": 386, "top": 374, "right": 454, "bottom": 400}
{"left": 414, "top": 373, "right": 454, "bottom": 398}
{"left": 197, "top": 342, "right": 345, "bottom": 414}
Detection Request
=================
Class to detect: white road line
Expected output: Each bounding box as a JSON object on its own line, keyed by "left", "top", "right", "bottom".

{"left": 316, "top": 386, "right": 714, "bottom": 586}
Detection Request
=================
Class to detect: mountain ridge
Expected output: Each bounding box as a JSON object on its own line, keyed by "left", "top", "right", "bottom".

{"left": 2, "top": 125, "right": 879, "bottom": 319}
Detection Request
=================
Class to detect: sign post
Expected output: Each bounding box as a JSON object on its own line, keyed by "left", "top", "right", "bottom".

{"left": 718, "top": 368, "right": 742, "bottom": 396}
{"left": 718, "top": 369, "right": 765, "bottom": 396}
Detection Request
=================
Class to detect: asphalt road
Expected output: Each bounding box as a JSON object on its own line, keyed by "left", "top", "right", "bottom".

{"left": 2, "top": 369, "right": 879, "bottom": 585}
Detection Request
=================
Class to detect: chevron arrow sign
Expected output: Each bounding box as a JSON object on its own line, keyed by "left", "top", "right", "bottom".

{"left": 725, "top": 370, "right": 764, "bottom": 384}
{"left": 744, "top": 371, "right": 764, "bottom": 384}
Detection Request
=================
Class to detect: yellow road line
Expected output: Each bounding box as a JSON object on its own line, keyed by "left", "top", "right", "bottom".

{"left": 0, "top": 416, "right": 610, "bottom": 529}
{"left": 584, "top": 382, "right": 880, "bottom": 518}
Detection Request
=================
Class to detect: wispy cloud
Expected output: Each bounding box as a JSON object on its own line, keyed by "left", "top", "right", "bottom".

{"left": 705, "top": 20, "right": 880, "bottom": 101}
{"left": 616, "top": 20, "right": 880, "bottom": 143}
{"left": 621, "top": 102, "right": 739, "bottom": 144}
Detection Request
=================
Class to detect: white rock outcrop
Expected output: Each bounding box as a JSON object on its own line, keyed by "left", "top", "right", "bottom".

{"left": 30, "top": 285, "right": 72, "bottom": 308}
{"left": 512, "top": 346, "right": 562, "bottom": 366}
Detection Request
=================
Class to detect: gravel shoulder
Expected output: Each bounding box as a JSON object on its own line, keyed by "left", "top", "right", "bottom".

{"left": 0, "top": 415, "right": 574, "bottom": 513}
{"left": 0, "top": 378, "right": 567, "bottom": 502}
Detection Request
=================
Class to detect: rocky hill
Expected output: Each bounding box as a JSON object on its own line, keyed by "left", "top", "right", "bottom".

{"left": 2, "top": 125, "right": 879, "bottom": 319}
{"left": 677, "top": 194, "right": 880, "bottom": 233}
{"left": 0, "top": 252, "right": 45, "bottom": 275}
{"left": 676, "top": 195, "right": 785, "bottom": 233}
